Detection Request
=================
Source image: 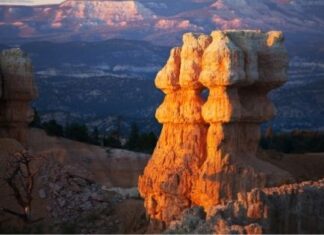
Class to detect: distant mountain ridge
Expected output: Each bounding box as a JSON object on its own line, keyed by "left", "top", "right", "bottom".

{"left": 0, "top": 0, "right": 323, "bottom": 45}
{"left": 0, "top": 38, "right": 322, "bottom": 134}
{"left": 0, "top": 0, "right": 323, "bottom": 134}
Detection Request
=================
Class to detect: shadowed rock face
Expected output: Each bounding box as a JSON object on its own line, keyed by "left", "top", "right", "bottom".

{"left": 0, "top": 48, "right": 38, "bottom": 144}
{"left": 138, "top": 30, "right": 292, "bottom": 227}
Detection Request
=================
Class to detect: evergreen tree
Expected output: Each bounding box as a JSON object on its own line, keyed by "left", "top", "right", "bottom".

{"left": 65, "top": 122, "right": 90, "bottom": 143}
{"left": 91, "top": 127, "right": 100, "bottom": 145}
{"left": 43, "top": 120, "right": 64, "bottom": 137}
{"left": 103, "top": 130, "right": 122, "bottom": 148}
{"left": 29, "top": 107, "right": 42, "bottom": 128}
{"left": 126, "top": 122, "right": 139, "bottom": 150}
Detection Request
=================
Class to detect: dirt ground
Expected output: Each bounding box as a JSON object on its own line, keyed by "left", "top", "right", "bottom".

{"left": 0, "top": 132, "right": 150, "bottom": 234}
{"left": 258, "top": 149, "right": 324, "bottom": 182}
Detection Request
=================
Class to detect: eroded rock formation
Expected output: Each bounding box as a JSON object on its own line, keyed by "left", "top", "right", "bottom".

{"left": 0, "top": 48, "right": 37, "bottom": 144}
{"left": 193, "top": 30, "right": 292, "bottom": 209}
{"left": 138, "top": 34, "right": 210, "bottom": 224}
{"left": 166, "top": 179, "right": 324, "bottom": 234}
{"left": 138, "top": 30, "right": 292, "bottom": 227}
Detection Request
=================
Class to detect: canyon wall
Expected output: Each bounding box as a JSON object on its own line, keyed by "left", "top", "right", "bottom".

{"left": 0, "top": 48, "right": 38, "bottom": 144}
{"left": 138, "top": 30, "right": 293, "bottom": 227}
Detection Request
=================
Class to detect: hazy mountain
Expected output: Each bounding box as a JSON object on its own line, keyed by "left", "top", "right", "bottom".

{"left": 0, "top": 0, "right": 323, "bottom": 133}
{"left": 0, "top": 38, "right": 319, "bottom": 134}
{"left": 0, "top": 0, "right": 323, "bottom": 45}
{"left": 19, "top": 39, "right": 169, "bottom": 134}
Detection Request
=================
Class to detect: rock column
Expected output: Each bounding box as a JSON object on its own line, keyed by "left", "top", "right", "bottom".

{"left": 193, "top": 30, "right": 291, "bottom": 208}
{"left": 139, "top": 30, "right": 292, "bottom": 226}
{"left": 138, "top": 33, "right": 211, "bottom": 225}
{"left": 0, "top": 48, "right": 38, "bottom": 144}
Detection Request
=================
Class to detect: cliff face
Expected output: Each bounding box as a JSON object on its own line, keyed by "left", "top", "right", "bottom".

{"left": 0, "top": 48, "right": 38, "bottom": 144}
{"left": 138, "top": 30, "right": 292, "bottom": 226}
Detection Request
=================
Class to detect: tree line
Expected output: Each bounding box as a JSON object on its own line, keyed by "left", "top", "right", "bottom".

{"left": 260, "top": 128, "right": 324, "bottom": 154}
{"left": 30, "top": 110, "right": 157, "bottom": 154}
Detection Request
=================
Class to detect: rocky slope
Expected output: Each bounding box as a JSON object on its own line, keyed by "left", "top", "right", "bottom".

{"left": 0, "top": 134, "right": 150, "bottom": 233}
{"left": 27, "top": 128, "right": 149, "bottom": 188}
{"left": 166, "top": 179, "right": 324, "bottom": 234}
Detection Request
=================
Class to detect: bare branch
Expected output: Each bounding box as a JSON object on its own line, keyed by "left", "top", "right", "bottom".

{"left": 1, "top": 151, "right": 45, "bottom": 223}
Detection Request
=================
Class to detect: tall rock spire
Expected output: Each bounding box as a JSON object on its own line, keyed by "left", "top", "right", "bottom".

{"left": 0, "top": 48, "right": 38, "bottom": 145}
{"left": 138, "top": 33, "right": 211, "bottom": 227}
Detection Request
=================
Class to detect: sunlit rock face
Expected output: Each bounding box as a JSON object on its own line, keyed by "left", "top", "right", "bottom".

{"left": 138, "top": 30, "right": 292, "bottom": 227}
{"left": 138, "top": 34, "right": 210, "bottom": 226}
{"left": 0, "top": 48, "right": 38, "bottom": 144}
{"left": 193, "top": 30, "right": 292, "bottom": 209}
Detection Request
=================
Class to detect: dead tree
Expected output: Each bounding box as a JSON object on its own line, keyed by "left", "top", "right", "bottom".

{"left": 0, "top": 151, "right": 44, "bottom": 223}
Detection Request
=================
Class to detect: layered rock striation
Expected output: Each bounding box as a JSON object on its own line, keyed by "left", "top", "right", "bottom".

{"left": 138, "top": 30, "right": 292, "bottom": 226}
{"left": 0, "top": 48, "right": 38, "bottom": 144}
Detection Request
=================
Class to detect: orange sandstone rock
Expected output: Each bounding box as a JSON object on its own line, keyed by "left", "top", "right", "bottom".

{"left": 193, "top": 30, "right": 292, "bottom": 209}
{"left": 138, "top": 33, "right": 210, "bottom": 224}
{"left": 139, "top": 30, "right": 292, "bottom": 226}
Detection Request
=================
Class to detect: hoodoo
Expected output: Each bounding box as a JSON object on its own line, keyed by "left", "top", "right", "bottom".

{"left": 0, "top": 48, "right": 38, "bottom": 144}
{"left": 138, "top": 33, "right": 211, "bottom": 225}
{"left": 138, "top": 30, "right": 292, "bottom": 227}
